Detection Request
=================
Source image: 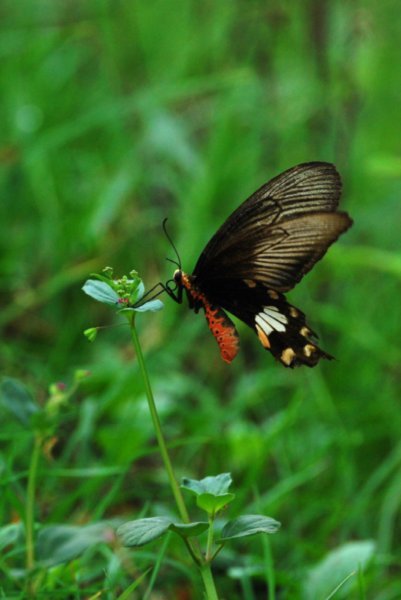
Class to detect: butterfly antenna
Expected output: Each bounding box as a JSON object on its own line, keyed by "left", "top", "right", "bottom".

{"left": 162, "top": 218, "right": 182, "bottom": 270}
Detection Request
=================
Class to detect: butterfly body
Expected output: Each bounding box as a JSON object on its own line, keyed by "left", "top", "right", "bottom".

{"left": 173, "top": 269, "right": 240, "bottom": 363}
{"left": 168, "top": 162, "right": 352, "bottom": 368}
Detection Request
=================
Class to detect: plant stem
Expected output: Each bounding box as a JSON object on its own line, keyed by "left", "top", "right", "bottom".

{"left": 263, "top": 536, "right": 275, "bottom": 600}
{"left": 26, "top": 433, "right": 41, "bottom": 572}
{"left": 128, "top": 315, "right": 220, "bottom": 599}
{"left": 129, "top": 316, "right": 189, "bottom": 523}
{"left": 206, "top": 515, "right": 215, "bottom": 561}
{"left": 199, "top": 565, "right": 219, "bottom": 600}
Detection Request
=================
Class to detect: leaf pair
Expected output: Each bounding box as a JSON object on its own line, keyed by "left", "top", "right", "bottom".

{"left": 82, "top": 269, "right": 163, "bottom": 313}
{"left": 118, "top": 474, "right": 280, "bottom": 550}
{"left": 118, "top": 514, "right": 280, "bottom": 548}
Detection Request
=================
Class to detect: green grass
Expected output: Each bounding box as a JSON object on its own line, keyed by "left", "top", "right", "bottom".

{"left": 1, "top": 0, "right": 400, "bottom": 597}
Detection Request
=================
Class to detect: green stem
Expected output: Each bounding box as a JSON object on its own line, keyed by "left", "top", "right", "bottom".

{"left": 128, "top": 314, "right": 220, "bottom": 598}
{"left": 205, "top": 515, "right": 215, "bottom": 562}
{"left": 129, "top": 315, "right": 189, "bottom": 523}
{"left": 26, "top": 434, "right": 42, "bottom": 571}
{"left": 199, "top": 565, "right": 219, "bottom": 600}
{"left": 263, "top": 536, "right": 275, "bottom": 600}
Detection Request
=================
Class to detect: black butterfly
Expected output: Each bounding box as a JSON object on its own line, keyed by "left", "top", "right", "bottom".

{"left": 153, "top": 162, "right": 352, "bottom": 367}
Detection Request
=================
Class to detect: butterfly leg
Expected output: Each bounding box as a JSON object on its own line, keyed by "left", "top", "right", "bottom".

{"left": 132, "top": 279, "right": 183, "bottom": 308}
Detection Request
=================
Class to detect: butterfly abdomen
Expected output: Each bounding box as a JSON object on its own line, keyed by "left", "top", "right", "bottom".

{"left": 179, "top": 271, "right": 239, "bottom": 363}
{"left": 204, "top": 304, "right": 239, "bottom": 363}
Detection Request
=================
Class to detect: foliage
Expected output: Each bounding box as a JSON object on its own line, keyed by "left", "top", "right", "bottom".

{"left": 1, "top": 0, "right": 400, "bottom": 597}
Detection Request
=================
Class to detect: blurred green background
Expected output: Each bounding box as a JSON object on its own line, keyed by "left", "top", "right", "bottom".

{"left": 1, "top": 0, "right": 400, "bottom": 597}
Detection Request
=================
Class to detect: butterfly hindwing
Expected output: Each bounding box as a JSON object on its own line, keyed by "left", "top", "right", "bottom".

{"left": 198, "top": 278, "right": 330, "bottom": 367}
{"left": 251, "top": 291, "right": 332, "bottom": 367}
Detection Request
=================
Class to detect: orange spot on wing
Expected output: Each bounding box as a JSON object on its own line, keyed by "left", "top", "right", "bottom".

{"left": 256, "top": 324, "right": 271, "bottom": 349}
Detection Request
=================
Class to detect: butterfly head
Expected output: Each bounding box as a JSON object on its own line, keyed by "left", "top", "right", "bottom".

{"left": 173, "top": 269, "right": 183, "bottom": 285}
{"left": 173, "top": 270, "right": 197, "bottom": 291}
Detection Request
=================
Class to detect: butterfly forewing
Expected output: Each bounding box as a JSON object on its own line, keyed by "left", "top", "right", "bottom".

{"left": 201, "top": 211, "right": 350, "bottom": 291}
{"left": 193, "top": 162, "right": 344, "bottom": 277}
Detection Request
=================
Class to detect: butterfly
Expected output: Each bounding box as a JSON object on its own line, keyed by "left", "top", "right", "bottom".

{"left": 157, "top": 162, "right": 352, "bottom": 367}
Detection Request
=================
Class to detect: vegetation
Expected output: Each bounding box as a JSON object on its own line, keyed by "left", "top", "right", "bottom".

{"left": 1, "top": 1, "right": 400, "bottom": 597}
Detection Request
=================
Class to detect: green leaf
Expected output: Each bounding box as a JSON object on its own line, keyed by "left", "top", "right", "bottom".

{"left": 0, "top": 378, "right": 40, "bottom": 427}
{"left": 218, "top": 515, "right": 281, "bottom": 542}
{"left": 228, "top": 565, "right": 265, "bottom": 579}
{"left": 0, "top": 523, "right": 24, "bottom": 551}
{"left": 117, "top": 518, "right": 209, "bottom": 547}
{"left": 36, "top": 523, "right": 114, "bottom": 567}
{"left": 303, "top": 540, "right": 375, "bottom": 600}
{"left": 130, "top": 280, "right": 145, "bottom": 304}
{"left": 133, "top": 298, "right": 164, "bottom": 312}
{"left": 73, "top": 369, "right": 91, "bottom": 382}
{"left": 82, "top": 279, "right": 119, "bottom": 305}
{"left": 196, "top": 492, "right": 235, "bottom": 514}
{"left": 169, "top": 521, "right": 209, "bottom": 538}
{"left": 181, "top": 474, "right": 235, "bottom": 514}
{"left": 89, "top": 271, "right": 117, "bottom": 287}
{"left": 83, "top": 327, "right": 98, "bottom": 342}
{"left": 181, "top": 473, "right": 233, "bottom": 496}
{"left": 117, "top": 517, "right": 172, "bottom": 547}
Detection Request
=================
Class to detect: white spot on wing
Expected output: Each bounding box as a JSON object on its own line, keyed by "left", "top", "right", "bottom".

{"left": 255, "top": 314, "right": 273, "bottom": 336}
{"left": 264, "top": 306, "right": 288, "bottom": 325}
{"left": 253, "top": 306, "right": 288, "bottom": 332}
{"left": 255, "top": 306, "right": 287, "bottom": 333}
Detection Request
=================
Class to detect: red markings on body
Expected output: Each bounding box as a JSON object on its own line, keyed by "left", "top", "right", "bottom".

{"left": 181, "top": 272, "right": 239, "bottom": 363}
{"left": 204, "top": 304, "right": 239, "bottom": 363}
